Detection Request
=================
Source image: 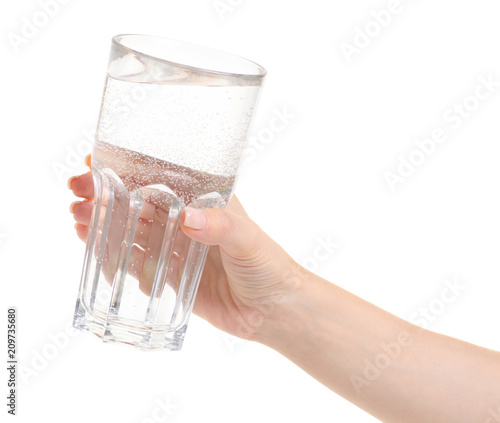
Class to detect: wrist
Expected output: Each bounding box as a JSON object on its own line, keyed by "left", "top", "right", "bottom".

{"left": 251, "top": 262, "right": 327, "bottom": 349}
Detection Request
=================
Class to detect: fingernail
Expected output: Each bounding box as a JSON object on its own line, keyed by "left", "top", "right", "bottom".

{"left": 74, "top": 223, "right": 80, "bottom": 230}
{"left": 183, "top": 207, "right": 208, "bottom": 230}
{"left": 69, "top": 201, "right": 80, "bottom": 213}
{"left": 67, "top": 176, "right": 78, "bottom": 190}
{"left": 85, "top": 155, "right": 92, "bottom": 169}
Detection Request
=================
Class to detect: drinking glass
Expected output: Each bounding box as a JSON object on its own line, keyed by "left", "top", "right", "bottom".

{"left": 73, "top": 34, "right": 265, "bottom": 351}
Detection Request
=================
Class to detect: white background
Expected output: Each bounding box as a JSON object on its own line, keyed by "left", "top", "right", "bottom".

{"left": 1, "top": 0, "right": 500, "bottom": 422}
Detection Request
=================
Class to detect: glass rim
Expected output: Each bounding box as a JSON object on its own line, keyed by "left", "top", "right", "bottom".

{"left": 112, "top": 34, "right": 267, "bottom": 80}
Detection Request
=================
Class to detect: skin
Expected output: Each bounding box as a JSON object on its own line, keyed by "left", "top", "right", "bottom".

{"left": 69, "top": 160, "right": 500, "bottom": 423}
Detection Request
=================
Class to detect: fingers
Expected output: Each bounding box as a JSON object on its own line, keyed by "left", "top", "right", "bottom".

{"left": 71, "top": 197, "right": 92, "bottom": 243}
{"left": 70, "top": 200, "right": 94, "bottom": 226}
{"left": 74, "top": 223, "right": 89, "bottom": 243}
{"left": 68, "top": 171, "right": 94, "bottom": 200}
{"left": 69, "top": 157, "right": 94, "bottom": 243}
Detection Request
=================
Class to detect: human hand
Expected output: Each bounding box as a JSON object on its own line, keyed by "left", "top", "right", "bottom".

{"left": 69, "top": 157, "right": 302, "bottom": 340}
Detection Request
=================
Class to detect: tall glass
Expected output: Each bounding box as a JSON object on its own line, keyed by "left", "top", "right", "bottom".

{"left": 73, "top": 34, "right": 265, "bottom": 351}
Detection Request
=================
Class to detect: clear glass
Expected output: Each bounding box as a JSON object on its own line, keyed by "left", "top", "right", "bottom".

{"left": 73, "top": 34, "right": 265, "bottom": 351}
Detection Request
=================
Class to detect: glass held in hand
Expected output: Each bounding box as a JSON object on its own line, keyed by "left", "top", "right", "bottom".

{"left": 73, "top": 34, "right": 266, "bottom": 351}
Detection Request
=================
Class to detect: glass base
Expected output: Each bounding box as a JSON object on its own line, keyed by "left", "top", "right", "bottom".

{"left": 73, "top": 299, "right": 186, "bottom": 351}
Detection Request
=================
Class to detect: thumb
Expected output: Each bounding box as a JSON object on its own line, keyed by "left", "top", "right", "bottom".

{"left": 180, "top": 206, "right": 260, "bottom": 258}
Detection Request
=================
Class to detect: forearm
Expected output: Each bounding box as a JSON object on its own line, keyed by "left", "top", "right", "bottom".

{"left": 255, "top": 267, "right": 500, "bottom": 422}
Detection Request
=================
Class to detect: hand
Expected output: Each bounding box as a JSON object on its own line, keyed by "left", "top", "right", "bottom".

{"left": 69, "top": 162, "right": 500, "bottom": 423}
{"left": 69, "top": 158, "right": 302, "bottom": 340}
